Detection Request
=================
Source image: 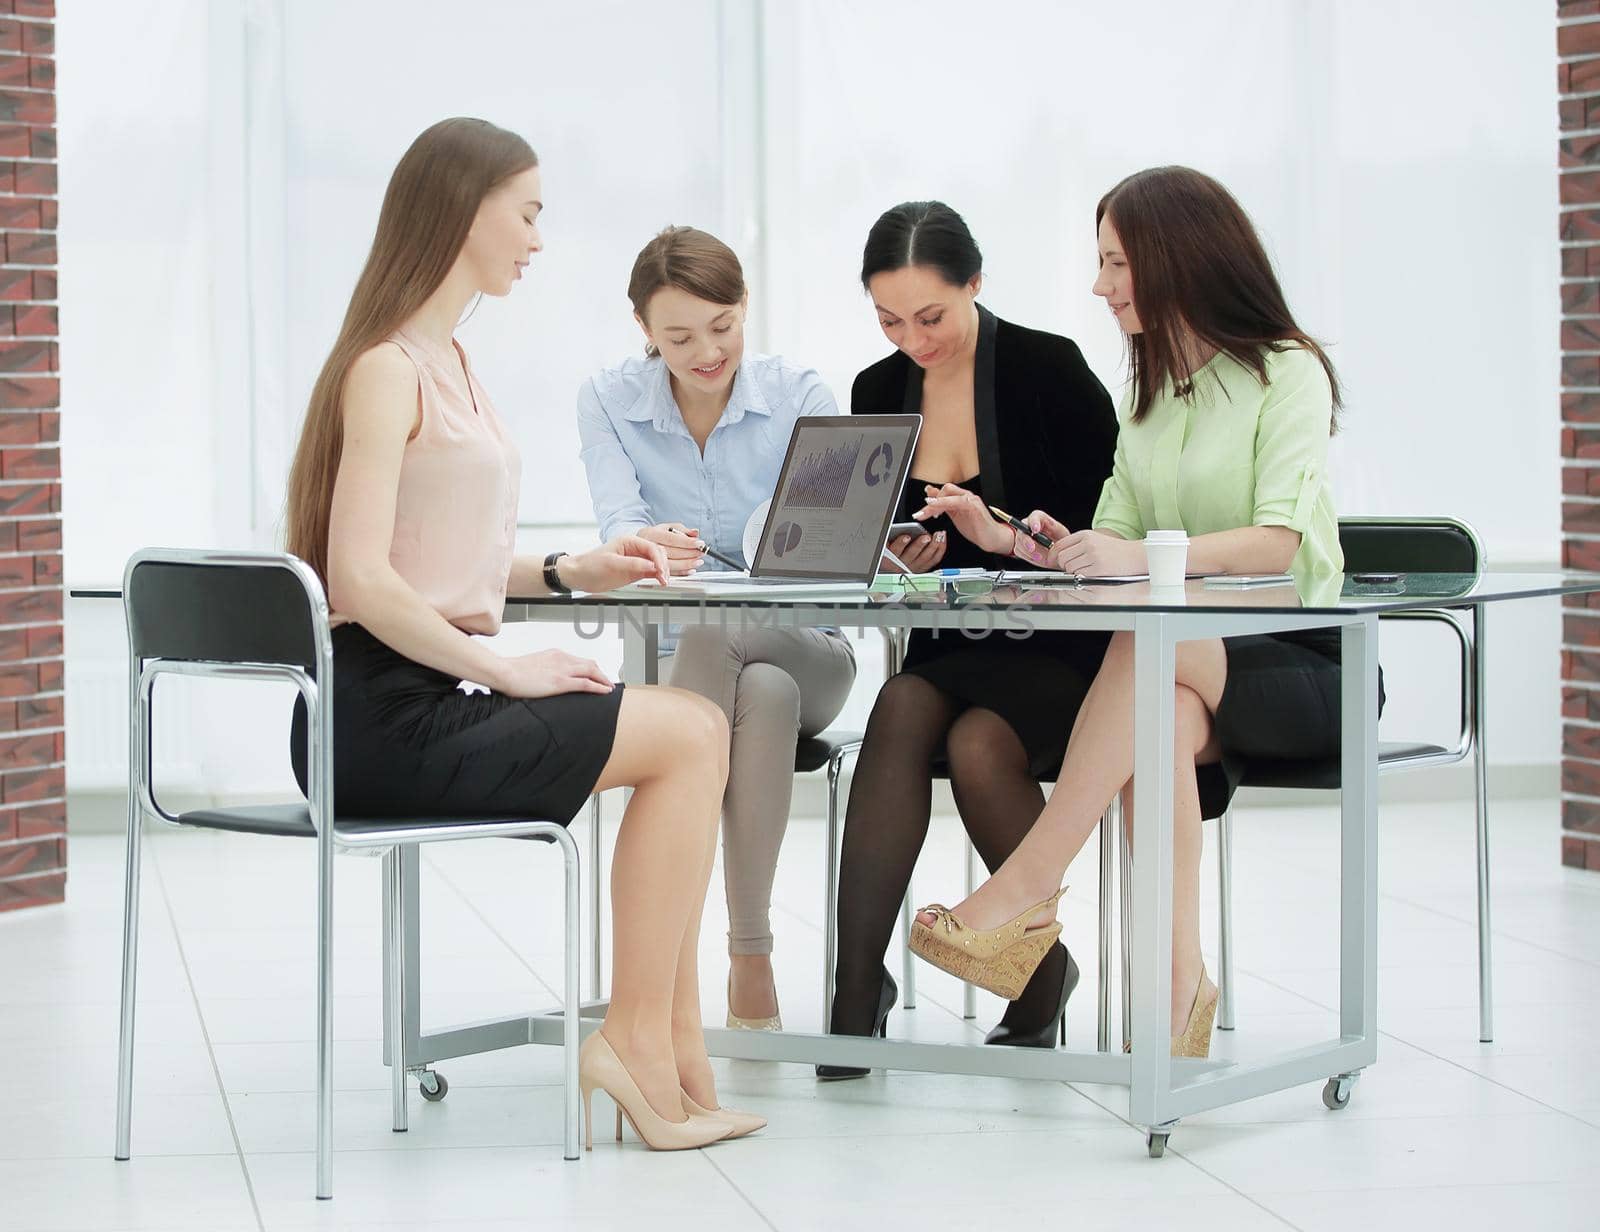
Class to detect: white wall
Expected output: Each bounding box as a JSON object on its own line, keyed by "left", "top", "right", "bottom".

{"left": 758, "top": 0, "right": 1557, "bottom": 563}
{"left": 58, "top": 0, "right": 1560, "bottom": 799}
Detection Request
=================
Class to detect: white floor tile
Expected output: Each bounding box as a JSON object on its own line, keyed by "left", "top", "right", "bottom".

{"left": 1451, "top": 1052, "right": 1600, "bottom": 1115}
{"left": 713, "top": 1068, "right": 1123, "bottom": 1139}
{"left": 9, "top": 1040, "right": 220, "bottom": 1101}
{"left": 1175, "top": 1112, "right": 1600, "bottom": 1192}
{"left": 248, "top": 1144, "right": 756, "bottom": 1228}
{"left": 7, "top": 798, "right": 1596, "bottom": 1230}
{"left": 210, "top": 1037, "right": 567, "bottom": 1096}
{"left": 0, "top": 997, "right": 207, "bottom": 1051}
{"left": 711, "top": 1127, "right": 1227, "bottom": 1220}
{"left": 764, "top": 1191, "right": 1295, "bottom": 1232}
{"left": 1370, "top": 1000, "right": 1591, "bottom": 1059}
{"left": 1260, "top": 1182, "right": 1600, "bottom": 1232}
{"left": 0, "top": 1092, "right": 238, "bottom": 1160}
{"left": 0, "top": 1154, "right": 258, "bottom": 1231}
{"left": 229, "top": 1085, "right": 571, "bottom": 1154}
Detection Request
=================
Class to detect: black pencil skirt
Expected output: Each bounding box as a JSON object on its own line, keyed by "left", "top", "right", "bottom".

{"left": 289, "top": 624, "right": 625, "bottom": 823}
{"left": 1195, "top": 629, "right": 1387, "bottom": 820}
{"left": 902, "top": 630, "right": 1112, "bottom": 780}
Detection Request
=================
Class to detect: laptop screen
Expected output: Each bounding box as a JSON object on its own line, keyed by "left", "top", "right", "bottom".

{"left": 751, "top": 415, "right": 922, "bottom": 581}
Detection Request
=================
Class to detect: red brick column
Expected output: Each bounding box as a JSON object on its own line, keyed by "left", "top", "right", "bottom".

{"left": 0, "top": 0, "right": 61, "bottom": 911}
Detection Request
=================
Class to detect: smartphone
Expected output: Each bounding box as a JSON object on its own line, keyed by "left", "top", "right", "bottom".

{"left": 888, "top": 520, "right": 930, "bottom": 540}
{"left": 1203, "top": 573, "right": 1295, "bottom": 588}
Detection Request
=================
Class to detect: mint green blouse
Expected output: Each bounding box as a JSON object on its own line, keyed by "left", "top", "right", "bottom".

{"left": 1091, "top": 344, "right": 1343, "bottom": 578}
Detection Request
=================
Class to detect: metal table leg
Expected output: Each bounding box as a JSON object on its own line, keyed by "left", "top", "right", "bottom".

{"left": 1127, "top": 613, "right": 1177, "bottom": 1134}
{"left": 1097, "top": 809, "right": 1113, "bottom": 1051}
{"left": 962, "top": 841, "right": 978, "bottom": 1020}
{"left": 1339, "top": 614, "right": 1380, "bottom": 1052}
{"left": 1216, "top": 806, "right": 1236, "bottom": 1031}
{"left": 588, "top": 794, "right": 603, "bottom": 1001}
{"left": 1471, "top": 604, "right": 1493, "bottom": 1042}
{"left": 382, "top": 848, "right": 407, "bottom": 1132}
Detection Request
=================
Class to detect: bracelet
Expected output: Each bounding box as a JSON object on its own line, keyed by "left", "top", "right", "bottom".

{"left": 543, "top": 551, "right": 571, "bottom": 594}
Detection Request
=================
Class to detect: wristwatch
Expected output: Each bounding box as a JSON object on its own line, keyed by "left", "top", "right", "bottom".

{"left": 543, "top": 551, "right": 571, "bottom": 594}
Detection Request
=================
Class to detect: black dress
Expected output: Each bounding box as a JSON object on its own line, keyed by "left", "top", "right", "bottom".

{"left": 852, "top": 305, "right": 1119, "bottom": 776}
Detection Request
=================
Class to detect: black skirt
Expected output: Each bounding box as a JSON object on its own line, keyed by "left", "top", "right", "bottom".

{"left": 290, "top": 624, "right": 624, "bottom": 824}
{"left": 906, "top": 634, "right": 1109, "bottom": 779}
{"left": 1197, "top": 629, "right": 1387, "bottom": 820}
{"left": 893, "top": 472, "right": 1110, "bottom": 778}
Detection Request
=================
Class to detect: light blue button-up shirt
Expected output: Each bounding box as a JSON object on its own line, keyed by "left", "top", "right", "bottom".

{"left": 577, "top": 352, "right": 839, "bottom": 567}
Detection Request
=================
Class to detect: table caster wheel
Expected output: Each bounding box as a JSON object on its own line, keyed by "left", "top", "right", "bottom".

{"left": 1147, "top": 1130, "right": 1169, "bottom": 1158}
{"left": 418, "top": 1070, "right": 448, "bottom": 1102}
{"left": 1322, "top": 1075, "right": 1354, "bottom": 1110}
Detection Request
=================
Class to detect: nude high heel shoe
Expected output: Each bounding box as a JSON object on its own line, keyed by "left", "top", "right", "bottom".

{"left": 579, "top": 1031, "right": 733, "bottom": 1151}
{"left": 909, "top": 888, "right": 1067, "bottom": 1000}
{"left": 682, "top": 1090, "right": 767, "bottom": 1139}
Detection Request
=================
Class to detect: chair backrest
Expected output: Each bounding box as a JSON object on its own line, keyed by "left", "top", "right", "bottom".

{"left": 123, "top": 549, "right": 329, "bottom": 673}
{"left": 1337, "top": 517, "right": 1482, "bottom": 575}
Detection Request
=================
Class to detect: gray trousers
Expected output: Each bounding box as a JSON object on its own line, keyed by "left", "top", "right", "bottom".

{"left": 664, "top": 625, "right": 857, "bottom": 955}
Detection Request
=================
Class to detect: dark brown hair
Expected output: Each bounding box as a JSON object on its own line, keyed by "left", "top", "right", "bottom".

{"left": 1097, "top": 166, "right": 1340, "bottom": 427}
{"left": 627, "top": 226, "right": 747, "bottom": 357}
{"left": 285, "top": 117, "right": 537, "bottom": 585}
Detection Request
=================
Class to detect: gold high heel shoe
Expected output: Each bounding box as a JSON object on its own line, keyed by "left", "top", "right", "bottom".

{"left": 579, "top": 1031, "right": 733, "bottom": 1151}
{"left": 1121, "top": 972, "right": 1220, "bottom": 1057}
{"left": 1171, "top": 972, "right": 1219, "bottom": 1059}
{"left": 682, "top": 1089, "right": 767, "bottom": 1139}
{"left": 909, "top": 887, "right": 1067, "bottom": 999}
{"left": 725, "top": 972, "right": 782, "bottom": 1032}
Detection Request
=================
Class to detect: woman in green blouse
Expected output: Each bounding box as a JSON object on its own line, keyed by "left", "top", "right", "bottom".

{"left": 909, "top": 166, "right": 1362, "bottom": 1058}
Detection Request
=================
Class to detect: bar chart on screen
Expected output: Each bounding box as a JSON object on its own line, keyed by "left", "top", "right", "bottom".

{"left": 784, "top": 435, "right": 863, "bottom": 507}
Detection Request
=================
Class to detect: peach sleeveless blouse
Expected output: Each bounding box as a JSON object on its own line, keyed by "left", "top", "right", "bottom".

{"left": 363, "top": 326, "right": 521, "bottom": 635}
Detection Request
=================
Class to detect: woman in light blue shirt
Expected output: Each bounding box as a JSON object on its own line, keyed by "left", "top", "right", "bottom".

{"left": 577, "top": 226, "right": 857, "bottom": 1031}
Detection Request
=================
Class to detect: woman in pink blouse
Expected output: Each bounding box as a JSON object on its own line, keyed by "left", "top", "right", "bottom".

{"left": 283, "top": 118, "right": 761, "bottom": 1152}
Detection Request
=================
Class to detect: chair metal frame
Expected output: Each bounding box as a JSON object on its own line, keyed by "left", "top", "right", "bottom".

{"left": 1207, "top": 517, "right": 1495, "bottom": 1042}
{"left": 112, "top": 549, "right": 583, "bottom": 1201}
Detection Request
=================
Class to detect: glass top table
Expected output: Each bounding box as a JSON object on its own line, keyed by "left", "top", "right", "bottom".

{"left": 499, "top": 566, "right": 1600, "bottom": 1150}
{"left": 505, "top": 569, "right": 1582, "bottom": 617}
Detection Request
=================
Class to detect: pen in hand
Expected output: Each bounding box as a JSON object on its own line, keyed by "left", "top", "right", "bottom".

{"left": 696, "top": 541, "right": 746, "bottom": 571}
{"left": 987, "top": 504, "right": 1055, "bottom": 551}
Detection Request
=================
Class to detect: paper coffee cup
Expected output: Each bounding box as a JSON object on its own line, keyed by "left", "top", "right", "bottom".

{"left": 1144, "top": 529, "right": 1190, "bottom": 588}
{"left": 741, "top": 499, "right": 771, "bottom": 570}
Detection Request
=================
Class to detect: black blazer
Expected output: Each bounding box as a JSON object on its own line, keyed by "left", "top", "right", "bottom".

{"left": 851, "top": 304, "right": 1118, "bottom": 571}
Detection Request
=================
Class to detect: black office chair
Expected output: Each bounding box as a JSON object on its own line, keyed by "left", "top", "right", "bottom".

{"left": 113, "top": 549, "right": 583, "bottom": 1201}
{"left": 1205, "top": 517, "right": 1489, "bottom": 1039}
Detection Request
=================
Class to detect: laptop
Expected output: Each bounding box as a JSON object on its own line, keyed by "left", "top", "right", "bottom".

{"left": 652, "top": 414, "right": 922, "bottom": 595}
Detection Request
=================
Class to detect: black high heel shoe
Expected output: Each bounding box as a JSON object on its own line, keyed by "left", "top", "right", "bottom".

{"left": 817, "top": 966, "right": 898, "bottom": 1081}
{"left": 983, "top": 942, "right": 1079, "bottom": 1048}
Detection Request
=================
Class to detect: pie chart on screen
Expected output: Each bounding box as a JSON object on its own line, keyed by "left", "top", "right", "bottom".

{"left": 864, "top": 441, "right": 894, "bottom": 486}
{"left": 770, "top": 522, "right": 803, "bottom": 558}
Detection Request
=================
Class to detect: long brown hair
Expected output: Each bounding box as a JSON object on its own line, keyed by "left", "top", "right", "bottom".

{"left": 284, "top": 117, "right": 537, "bottom": 585}
{"left": 626, "top": 226, "right": 746, "bottom": 357}
{"left": 1097, "top": 166, "right": 1340, "bottom": 427}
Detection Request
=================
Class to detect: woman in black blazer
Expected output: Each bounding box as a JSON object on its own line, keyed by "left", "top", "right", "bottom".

{"left": 822, "top": 202, "right": 1118, "bottom": 1076}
